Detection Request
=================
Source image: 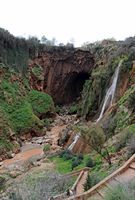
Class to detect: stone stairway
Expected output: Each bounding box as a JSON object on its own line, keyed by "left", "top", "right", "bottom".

{"left": 76, "top": 170, "right": 89, "bottom": 195}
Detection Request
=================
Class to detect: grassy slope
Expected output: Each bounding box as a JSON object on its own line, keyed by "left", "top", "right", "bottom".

{"left": 0, "top": 64, "right": 54, "bottom": 158}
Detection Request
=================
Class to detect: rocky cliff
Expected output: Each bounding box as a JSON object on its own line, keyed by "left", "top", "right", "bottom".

{"left": 29, "top": 48, "right": 94, "bottom": 104}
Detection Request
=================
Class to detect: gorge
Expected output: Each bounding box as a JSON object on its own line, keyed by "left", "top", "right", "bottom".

{"left": 0, "top": 29, "right": 135, "bottom": 200}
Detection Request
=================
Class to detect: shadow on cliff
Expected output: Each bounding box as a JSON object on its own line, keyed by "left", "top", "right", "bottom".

{"left": 29, "top": 49, "right": 94, "bottom": 105}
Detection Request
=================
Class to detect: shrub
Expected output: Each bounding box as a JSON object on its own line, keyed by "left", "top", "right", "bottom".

{"left": 71, "top": 158, "right": 81, "bottom": 170}
{"left": 64, "top": 152, "right": 73, "bottom": 160}
{"left": 77, "top": 153, "right": 84, "bottom": 161}
{"left": 43, "top": 144, "right": 51, "bottom": 154}
{"left": 105, "top": 181, "right": 135, "bottom": 200}
{"left": 115, "top": 125, "right": 135, "bottom": 151}
{"left": 127, "top": 134, "right": 135, "bottom": 157}
{"left": 31, "top": 64, "right": 43, "bottom": 80}
{"left": 128, "top": 91, "right": 135, "bottom": 111}
{"left": 0, "top": 176, "right": 6, "bottom": 191}
{"left": 28, "top": 90, "right": 54, "bottom": 116}
{"left": 84, "top": 174, "right": 101, "bottom": 191}
{"left": 11, "top": 101, "right": 43, "bottom": 134}
{"left": 68, "top": 103, "right": 78, "bottom": 114}
{"left": 7, "top": 171, "right": 72, "bottom": 200}
{"left": 59, "top": 150, "right": 73, "bottom": 160}
{"left": 86, "top": 157, "right": 95, "bottom": 168}
{"left": 43, "top": 118, "right": 53, "bottom": 128}
{"left": 63, "top": 150, "right": 73, "bottom": 160}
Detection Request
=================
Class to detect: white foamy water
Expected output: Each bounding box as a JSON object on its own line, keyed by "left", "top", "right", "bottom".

{"left": 68, "top": 134, "right": 80, "bottom": 151}
{"left": 96, "top": 60, "right": 122, "bottom": 122}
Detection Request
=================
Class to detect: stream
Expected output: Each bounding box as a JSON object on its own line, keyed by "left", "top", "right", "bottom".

{"left": 0, "top": 114, "right": 77, "bottom": 174}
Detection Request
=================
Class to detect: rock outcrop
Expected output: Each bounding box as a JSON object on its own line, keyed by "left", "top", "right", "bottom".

{"left": 29, "top": 48, "right": 94, "bottom": 104}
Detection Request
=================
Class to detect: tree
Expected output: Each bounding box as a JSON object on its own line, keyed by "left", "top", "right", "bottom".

{"left": 41, "top": 36, "right": 57, "bottom": 46}
{"left": 41, "top": 35, "right": 48, "bottom": 44}
{"left": 77, "top": 124, "right": 112, "bottom": 165}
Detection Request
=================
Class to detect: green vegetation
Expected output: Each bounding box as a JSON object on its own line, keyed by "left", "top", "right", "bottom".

{"left": 76, "top": 124, "right": 112, "bottom": 165}
{"left": 31, "top": 64, "right": 44, "bottom": 80}
{"left": 28, "top": 90, "right": 54, "bottom": 116}
{"left": 68, "top": 103, "right": 78, "bottom": 114}
{"left": 50, "top": 153, "right": 90, "bottom": 174}
{"left": 115, "top": 86, "right": 135, "bottom": 132}
{"left": 0, "top": 64, "right": 54, "bottom": 157}
{"left": 104, "top": 181, "right": 135, "bottom": 200}
{"left": 115, "top": 124, "right": 135, "bottom": 152}
{"left": 7, "top": 170, "right": 74, "bottom": 200}
{"left": 86, "top": 157, "right": 95, "bottom": 168}
{"left": 84, "top": 174, "right": 101, "bottom": 191}
{"left": 11, "top": 101, "right": 43, "bottom": 134}
{"left": 43, "top": 144, "right": 51, "bottom": 154}
{"left": 0, "top": 176, "right": 6, "bottom": 191}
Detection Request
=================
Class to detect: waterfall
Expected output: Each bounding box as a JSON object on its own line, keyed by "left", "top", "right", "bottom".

{"left": 96, "top": 60, "right": 122, "bottom": 122}
{"left": 68, "top": 134, "right": 80, "bottom": 151}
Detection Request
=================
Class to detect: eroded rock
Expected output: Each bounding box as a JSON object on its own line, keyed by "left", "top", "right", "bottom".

{"left": 29, "top": 48, "right": 94, "bottom": 104}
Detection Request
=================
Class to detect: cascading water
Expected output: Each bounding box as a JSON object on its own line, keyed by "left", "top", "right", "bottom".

{"left": 68, "top": 134, "right": 80, "bottom": 151}
{"left": 96, "top": 60, "right": 123, "bottom": 122}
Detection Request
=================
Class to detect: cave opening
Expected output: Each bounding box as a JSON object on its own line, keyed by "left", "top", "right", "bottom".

{"left": 63, "top": 72, "right": 89, "bottom": 104}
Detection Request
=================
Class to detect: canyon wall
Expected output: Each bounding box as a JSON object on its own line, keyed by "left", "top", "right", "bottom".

{"left": 29, "top": 48, "right": 94, "bottom": 104}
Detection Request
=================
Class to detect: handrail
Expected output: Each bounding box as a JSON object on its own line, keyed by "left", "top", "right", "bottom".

{"left": 67, "top": 154, "right": 135, "bottom": 200}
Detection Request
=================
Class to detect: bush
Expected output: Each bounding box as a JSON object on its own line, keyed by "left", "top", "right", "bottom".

{"left": 43, "top": 118, "right": 53, "bottom": 128}
{"left": 68, "top": 103, "right": 78, "bottom": 114}
{"left": 0, "top": 176, "right": 6, "bottom": 191}
{"left": 43, "top": 144, "right": 51, "bottom": 154}
{"left": 86, "top": 157, "right": 95, "bottom": 168}
{"left": 77, "top": 153, "right": 84, "bottom": 161}
{"left": 115, "top": 125, "right": 135, "bottom": 151}
{"left": 105, "top": 181, "right": 135, "bottom": 200}
{"left": 11, "top": 101, "right": 43, "bottom": 134}
{"left": 28, "top": 90, "right": 54, "bottom": 116}
{"left": 84, "top": 174, "right": 101, "bottom": 191}
{"left": 127, "top": 134, "right": 135, "bottom": 157}
{"left": 7, "top": 171, "right": 72, "bottom": 200}
{"left": 128, "top": 91, "right": 135, "bottom": 111}
{"left": 59, "top": 150, "right": 73, "bottom": 160}
{"left": 31, "top": 64, "right": 43, "bottom": 80}
{"left": 71, "top": 158, "right": 81, "bottom": 170}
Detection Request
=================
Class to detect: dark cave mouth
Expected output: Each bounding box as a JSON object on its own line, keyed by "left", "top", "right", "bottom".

{"left": 63, "top": 72, "right": 89, "bottom": 104}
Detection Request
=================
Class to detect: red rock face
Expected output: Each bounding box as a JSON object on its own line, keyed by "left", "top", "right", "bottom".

{"left": 29, "top": 48, "right": 94, "bottom": 104}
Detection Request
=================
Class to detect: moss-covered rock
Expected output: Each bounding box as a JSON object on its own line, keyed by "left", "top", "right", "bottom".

{"left": 31, "top": 64, "right": 44, "bottom": 80}
{"left": 28, "top": 89, "right": 54, "bottom": 117}
{"left": 11, "top": 101, "right": 44, "bottom": 134}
